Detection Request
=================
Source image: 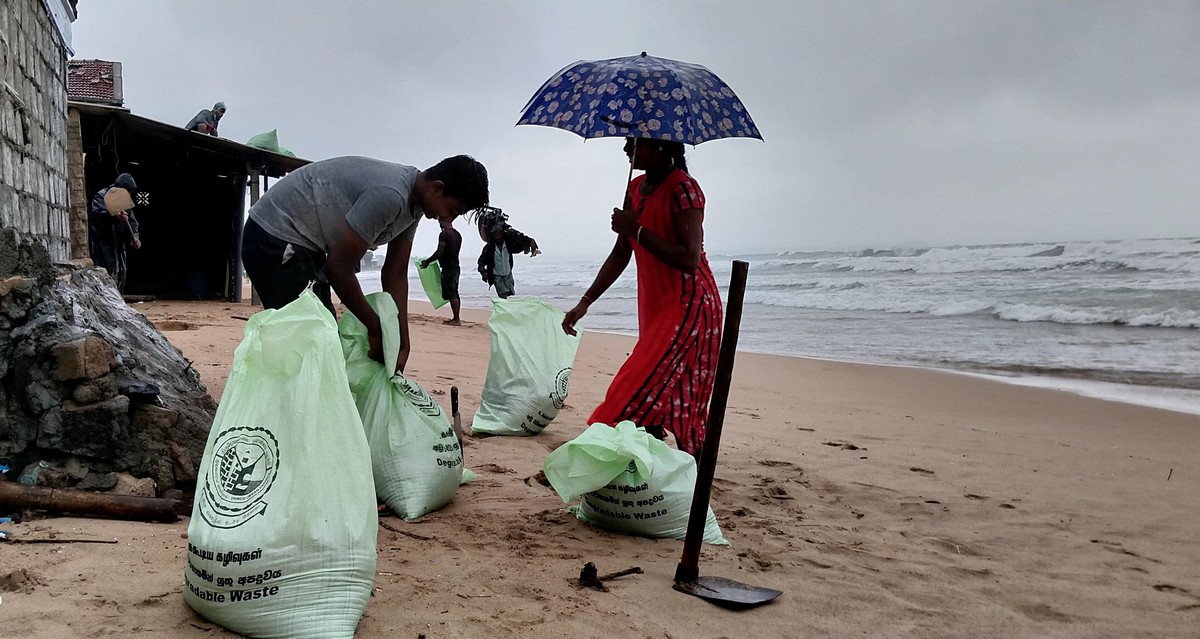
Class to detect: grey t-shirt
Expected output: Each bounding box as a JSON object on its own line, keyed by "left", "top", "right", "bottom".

{"left": 248, "top": 156, "right": 422, "bottom": 253}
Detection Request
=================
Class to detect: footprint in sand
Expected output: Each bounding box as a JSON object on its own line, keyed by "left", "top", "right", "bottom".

{"left": 1153, "top": 584, "right": 1194, "bottom": 596}
{"left": 0, "top": 569, "right": 43, "bottom": 594}
{"left": 1014, "top": 602, "right": 1074, "bottom": 623}
{"left": 736, "top": 549, "right": 775, "bottom": 571}
{"left": 523, "top": 471, "right": 552, "bottom": 488}
{"left": 764, "top": 485, "right": 794, "bottom": 500}
{"left": 137, "top": 592, "right": 174, "bottom": 607}
{"left": 909, "top": 467, "right": 935, "bottom": 475}
{"left": 798, "top": 557, "right": 834, "bottom": 570}
{"left": 1091, "top": 539, "right": 1164, "bottom": 564}
{"left": 475, "top": 463, "right": 516, "bottom": 474}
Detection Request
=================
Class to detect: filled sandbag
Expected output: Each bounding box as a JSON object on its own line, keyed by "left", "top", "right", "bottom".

{"left": 471, "top": 296, "right": 580, "bottom": 436}
{"left": 246, "top": 129, "right": 297, "bottom": 157}
{"left": 413, "top": 256, "right": 448, "bottom": 309}
{"left": 339, "top": 292, "right": 470, "bottom": 520}
{"left": 184, "top": 289, "right": 377, "bottom": 639}
{"left": 543, "top": 421, "right": 727, "bottom": 544}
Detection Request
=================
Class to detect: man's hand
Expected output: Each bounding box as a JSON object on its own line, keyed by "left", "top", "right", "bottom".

{"left": 420, "top": 259, "right": 432, "bottom": 269}
{"left": 132, "top": 239, "right": 142, "bottom": 250}
{"left": 367, "top": 324, "right": 384, "bottom": 364}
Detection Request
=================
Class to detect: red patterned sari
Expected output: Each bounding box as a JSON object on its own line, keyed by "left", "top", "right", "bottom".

{"left": 588, "top": 168, "right": 723, "bottom": 455}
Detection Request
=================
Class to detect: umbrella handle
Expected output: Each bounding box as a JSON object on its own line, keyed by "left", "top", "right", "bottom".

{"left": 675, "top": 260, "right": 749, "bottom": 582}
{"left": 623, "top": 138, "right": 637, "bottom": 209}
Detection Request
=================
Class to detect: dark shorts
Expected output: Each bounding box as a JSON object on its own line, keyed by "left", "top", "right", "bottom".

{"left": 440, "top": 266, "right": 460, "bottom": 300}
{"left": 241, "top": 218, "right": 335, "bottom": 314}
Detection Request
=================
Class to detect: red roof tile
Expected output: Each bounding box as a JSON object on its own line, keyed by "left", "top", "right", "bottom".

{"left": 67, "top": 59, "right": 123, "bottom": 105}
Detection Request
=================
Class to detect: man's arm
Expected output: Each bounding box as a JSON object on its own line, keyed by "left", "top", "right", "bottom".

{"left": 420, "top": 232, "right": 448, "bottom": 269}
{"left": 504, "top": 228, "right": 536, "bottom": 254}
{"left": 324, "top": 222, "right": 382, "bottom": 361}
{"left": 381, "top": 235, "right": 413, "bottom": 372}
{"left": 129, "top": 211, "right": 142, "bottom": 250}
{"left": 477, "top": 243, "right": 491, "bottom": 282}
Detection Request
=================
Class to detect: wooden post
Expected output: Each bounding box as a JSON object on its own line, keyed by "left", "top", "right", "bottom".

{"left": 248, "top": 168, "right": 261, "bottom": 306}
{"left": 0, "top": 482, "right": 181, "bottom": 523}
{"left": 675, "top": 260, "right": 749, "bottom": 583}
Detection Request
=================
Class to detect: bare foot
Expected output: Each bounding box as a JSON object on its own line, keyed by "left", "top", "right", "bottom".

{"left": 443, "top": 318, "right": 462, "bottom": 326}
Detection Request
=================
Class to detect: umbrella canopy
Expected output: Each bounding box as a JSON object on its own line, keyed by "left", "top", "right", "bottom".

{"left": 517, "top": 52, "right": 761, "bottom": 145}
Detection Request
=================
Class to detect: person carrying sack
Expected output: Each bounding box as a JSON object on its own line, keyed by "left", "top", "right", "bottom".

{"left": 87, "top": 172, "right": 142, "bottom": 292}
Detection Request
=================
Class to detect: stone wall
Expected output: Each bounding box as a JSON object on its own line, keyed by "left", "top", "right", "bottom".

{"left": 0, "top": 0, "right": 71, "bottom": 262}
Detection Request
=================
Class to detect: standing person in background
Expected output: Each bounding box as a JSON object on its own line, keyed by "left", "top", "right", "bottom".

{"left": 478, "top": 221, "right": 538, "bottom": 299}
{"left": 185, "top": 102, "right": 227, "bottom": 136}
{"left": 88, "top": 172, "right": 142, "bottom": 292}
{"left": 420, "top": 216, "right": 464, "bottom": 325}
{"left": 561, "top": 137, "right": 722, "bottom": 456}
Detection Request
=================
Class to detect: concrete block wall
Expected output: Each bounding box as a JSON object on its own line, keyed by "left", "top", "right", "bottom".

{"left": 0, "top": 0, "right": 71, "bottom": 262}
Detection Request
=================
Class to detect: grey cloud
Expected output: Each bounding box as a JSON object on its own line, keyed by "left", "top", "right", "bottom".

{"left": 72, "top": 1, "right": 1200, "bottom": 255}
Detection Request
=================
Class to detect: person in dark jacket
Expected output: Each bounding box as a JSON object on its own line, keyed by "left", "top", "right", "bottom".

{"left": 185, "top": 101, "right": 226, "bottom": 136}
{"left": 88, "top": 173, "right": 141, "bottom": 291}
{"left": 477, "top": 222, "right": 538, "bottom": 299}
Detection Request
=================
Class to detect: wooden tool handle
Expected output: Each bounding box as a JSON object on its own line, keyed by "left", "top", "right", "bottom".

{"left": 675, "top": 260, "right": 749, "bottom": 582}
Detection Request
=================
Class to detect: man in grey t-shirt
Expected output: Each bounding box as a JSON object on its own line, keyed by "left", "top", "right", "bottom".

{"left": 242, "top": 154, "right": 488, "bottom": 372}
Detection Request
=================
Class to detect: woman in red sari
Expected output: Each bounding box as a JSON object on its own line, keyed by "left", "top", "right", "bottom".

{"left": 562, "top": 137, "right": 722, "bottom": 456}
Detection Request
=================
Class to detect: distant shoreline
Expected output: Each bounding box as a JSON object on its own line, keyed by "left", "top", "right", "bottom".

{"left": 410, "top": 295, "right": 1200, "bottom": 418}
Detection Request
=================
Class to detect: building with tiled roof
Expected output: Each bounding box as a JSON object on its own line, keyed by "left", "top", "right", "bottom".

{"left": 67, "top": 59, "right": 123, "bottom": 106}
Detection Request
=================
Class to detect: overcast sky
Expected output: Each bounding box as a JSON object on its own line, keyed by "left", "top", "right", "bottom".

{"left": 71, "top": 1, "right": 1200, "bottom": 258}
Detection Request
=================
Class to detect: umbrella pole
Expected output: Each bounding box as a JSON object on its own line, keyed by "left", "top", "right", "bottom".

{"left": 623, "top": 137, "right": 637, "bottom": 206}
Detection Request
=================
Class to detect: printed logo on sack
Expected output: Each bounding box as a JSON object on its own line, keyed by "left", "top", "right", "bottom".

{"left": 199, "top": 427, "right": 280, "bottom": 529}
{"left": 550, "top": 367, "right": 572, "bottom": 410}
{"left": 396, "top": 376, "right": 443, "bottom": 418}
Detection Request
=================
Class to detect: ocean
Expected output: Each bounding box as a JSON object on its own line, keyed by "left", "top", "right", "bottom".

{"left": 360, "top": 237, "right": 1200, "bottom": 415}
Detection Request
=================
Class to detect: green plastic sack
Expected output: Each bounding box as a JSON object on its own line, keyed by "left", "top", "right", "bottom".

{"left": 544, "top": 421, "right": 727, "bottom": 545}
{"left": 246, "top": 129, "right": 297, "bottom": 157}
{"left": 185, "top": 289, "right": 377, "bottom": 639}
{"left": 413, "top": 256, "right": 448, "bottom": 308}
{"left": 471, "top": 297, "right": 580, "bottom": 436}
{"left": 338, "top": 292, "right": 470, "bottom": 520}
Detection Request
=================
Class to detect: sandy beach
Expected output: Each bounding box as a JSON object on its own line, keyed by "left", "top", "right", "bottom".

{"left": 2, "top": 297, "right": 1198, "bottom": 638}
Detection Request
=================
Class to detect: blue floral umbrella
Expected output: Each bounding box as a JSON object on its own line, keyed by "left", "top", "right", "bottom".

{"left": 517, "top": 52, "right": 762, "bottom": 145}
